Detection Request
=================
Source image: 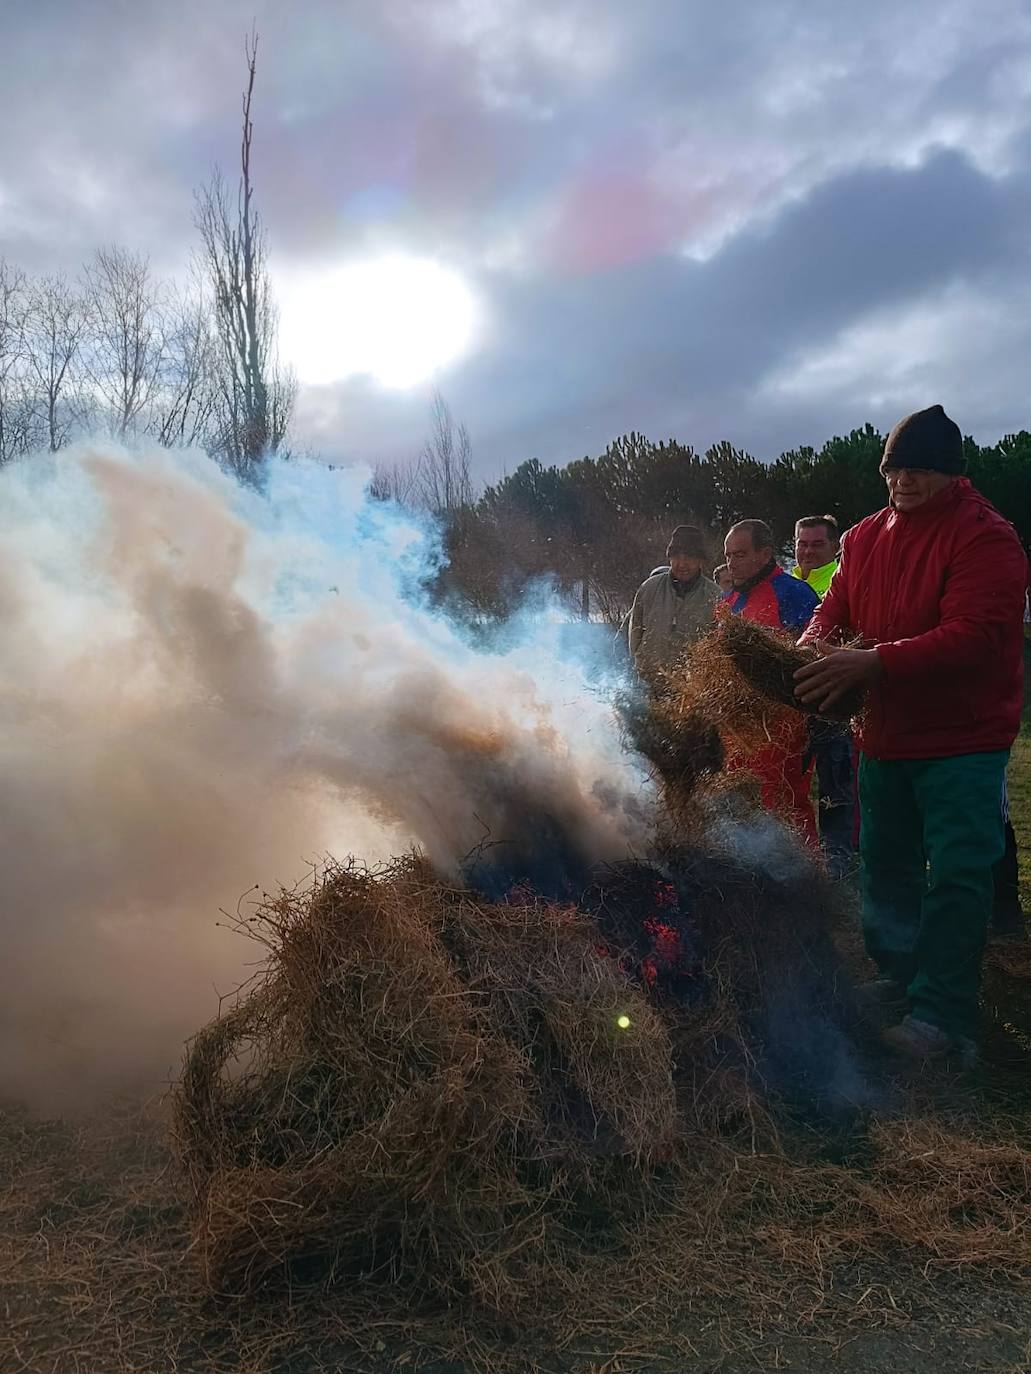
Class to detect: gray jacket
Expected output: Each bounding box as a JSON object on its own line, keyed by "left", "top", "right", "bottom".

{"left": 628, "top": 570, "right": 718, "bottom": 675}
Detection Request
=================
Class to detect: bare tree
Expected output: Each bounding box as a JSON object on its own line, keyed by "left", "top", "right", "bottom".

{"left": 0, "top": 261, "right": 32, "bottom": 463}
{"left": 194, "top": 31, "right": 295, "bottom": 484}
{"left": 82, "top": 246, "right": 166, "bottom": 436}
{"left": 416, "top": 390, "right": 474, "bottom": 516}
{"left": 22, "top": 274, "right": 87, "bottom": 452}
{"left": 368, "top": 395, "right": 474, "bottom": 513}
{"left": 369, "top": 457, "right": 420, "bottom": 505}
{"left": 151, "top": 279, "right": 219, "bottom": 449}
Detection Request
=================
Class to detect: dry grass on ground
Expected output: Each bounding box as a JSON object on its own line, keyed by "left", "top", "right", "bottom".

{"left": 5, "top": 1084, "right": 1031, "bottom": 1374}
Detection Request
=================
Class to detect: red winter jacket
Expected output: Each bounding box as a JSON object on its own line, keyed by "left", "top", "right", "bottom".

{"left": 800, "top": 479, "right": 1027, "bottom": 760}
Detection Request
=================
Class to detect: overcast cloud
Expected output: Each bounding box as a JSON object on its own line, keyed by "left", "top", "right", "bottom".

{"left": 2, "top": 0, "right": 1030, "bottom": 477}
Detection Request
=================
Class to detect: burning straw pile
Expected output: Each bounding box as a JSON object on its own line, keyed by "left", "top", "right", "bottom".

{"left": 173, "top": 857, "right": 682, "bottom": 1307}
{"left": 173, "top": 821, "right": 874, "bottom": 1317}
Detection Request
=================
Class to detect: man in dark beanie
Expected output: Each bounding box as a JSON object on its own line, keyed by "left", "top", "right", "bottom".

{"left": 794, "top": 404, "right": 1027, "bottom": 1065}
{"left": 628, "top": 525, "right": 718, "bottom": 680}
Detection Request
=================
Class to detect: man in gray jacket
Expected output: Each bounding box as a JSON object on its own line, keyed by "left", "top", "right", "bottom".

{"left": 628, "top": 525, "right": 718, "bottom": 681}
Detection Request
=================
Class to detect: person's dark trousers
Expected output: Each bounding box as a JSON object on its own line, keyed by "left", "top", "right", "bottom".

{"left": 993, "top": 817, "right": 1022, "bottom": 923}
{"left": 808, "top": 720, "right": 856, "bottom": 875}
{"left": 858, "top": 750, "right": 1009, "bottom": 1040}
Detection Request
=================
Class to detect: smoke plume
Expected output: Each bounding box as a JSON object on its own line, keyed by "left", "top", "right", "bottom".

{"left": 0, "top": 443, "right": 651, "bottom": 1109}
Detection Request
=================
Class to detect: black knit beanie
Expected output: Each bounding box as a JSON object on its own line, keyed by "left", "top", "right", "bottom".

{"left": 667, "top": 524, "right": 707, "bottom": 558}
{"left": 880, "top": 404, "right": 966, "bottom": 475}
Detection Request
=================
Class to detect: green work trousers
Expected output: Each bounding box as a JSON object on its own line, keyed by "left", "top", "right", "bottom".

{"left": 858, "top": 750, "right": 1009, "bottom": 1039}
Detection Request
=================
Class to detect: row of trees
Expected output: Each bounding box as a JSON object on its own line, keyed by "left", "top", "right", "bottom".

{"left": 0, "top": 35, "right": 292, "bottom": 482}
{"left": 0, "top": 250, "right": 218, "bottom": 460}
{"left": 391, "top": 422, "right": 1031, "bottom": 627}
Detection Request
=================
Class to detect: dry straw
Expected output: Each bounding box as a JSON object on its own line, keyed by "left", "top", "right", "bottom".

{"left": 173, "top": 856, "right": 683, "bottom": 1307}
{"left": 671, "top": 617, "right": 866, "bottom": 754}
{"left": 7, "top": 1086, "right": 1031, "bottom": 1372}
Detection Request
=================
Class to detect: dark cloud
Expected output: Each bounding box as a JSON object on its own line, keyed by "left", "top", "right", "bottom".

{"left": 2, "top": 0, "right": 1030, "bottom": 472}
{"left": 421, "top": 148, "right": 1030, "bottom": 468}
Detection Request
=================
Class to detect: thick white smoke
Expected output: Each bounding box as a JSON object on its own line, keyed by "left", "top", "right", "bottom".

{"left": 0, "top": 443, "right": 652, "bottom": 1109}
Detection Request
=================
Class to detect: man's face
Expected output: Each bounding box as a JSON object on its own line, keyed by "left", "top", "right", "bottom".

{"left": 669, "top": 553, "right": 702, "bottom": 581}
{"left": 882, "top": 467, "right": 954, "bottom": 512}
{"left": 723, "top": 530, "right": 770, "bottom": 587}
{"left": 794, "top": 523, "right": 838, "bottom": 573}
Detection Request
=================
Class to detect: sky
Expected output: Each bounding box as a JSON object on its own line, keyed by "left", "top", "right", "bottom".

{"left": 2, "top": 0, "right": 1031, "bottom": 480}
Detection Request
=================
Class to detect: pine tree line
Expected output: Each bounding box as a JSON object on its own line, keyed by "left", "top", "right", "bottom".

{"left": 425, "top": 425, "right": 1031, "bottom": 625}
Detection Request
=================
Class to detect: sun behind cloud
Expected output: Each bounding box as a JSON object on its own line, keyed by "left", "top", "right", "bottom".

{"left": 278, "top": 255, "right": 480, "bottom": 390}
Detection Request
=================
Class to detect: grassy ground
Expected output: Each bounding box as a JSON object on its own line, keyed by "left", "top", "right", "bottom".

{"left": 2, "top": 654, "right": 1031, "bottom": 1374}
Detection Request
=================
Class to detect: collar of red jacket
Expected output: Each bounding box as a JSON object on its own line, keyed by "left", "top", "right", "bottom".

{"left": 889, "top": 475, "right": 970, "bottom": 521}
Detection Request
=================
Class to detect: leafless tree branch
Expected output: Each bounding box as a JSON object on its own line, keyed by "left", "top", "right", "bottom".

{"left": 82, "top": 246, "right": 166, "bottom": 436}
{"left": 0, "top": 261, "right": 32, "bottom": 463}
{"left": 194, "top": 29, "right": 294, "bottom": 484}
{"left": 369, "top": 457, "right": 420, "bottom": 505}
{"left": 21, "top": 274, "right": 88, "bottom": 452}
{"left": 416, "top": 389, "right": 474, "bottom": 516}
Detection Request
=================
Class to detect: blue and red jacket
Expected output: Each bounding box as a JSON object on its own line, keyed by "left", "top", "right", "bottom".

{"left": 723, "top": 562, "right": 818, "bottom": 633}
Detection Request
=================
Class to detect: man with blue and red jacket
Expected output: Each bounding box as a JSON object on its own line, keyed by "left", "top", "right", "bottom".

{"left": 794, "top": 405, "right": 1027, "bottom": 1065}
{"left": 722, "top": 518, "right": 819, "bottom": 842}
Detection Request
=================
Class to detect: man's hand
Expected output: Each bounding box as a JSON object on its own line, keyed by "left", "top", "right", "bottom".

{"left": 793, "top": 641, "right": 883, "bottom": 711}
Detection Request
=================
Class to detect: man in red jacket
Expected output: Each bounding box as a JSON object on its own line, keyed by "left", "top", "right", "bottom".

{"left": 794, "top": 405, "right": 1027, "bottom": 1065}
